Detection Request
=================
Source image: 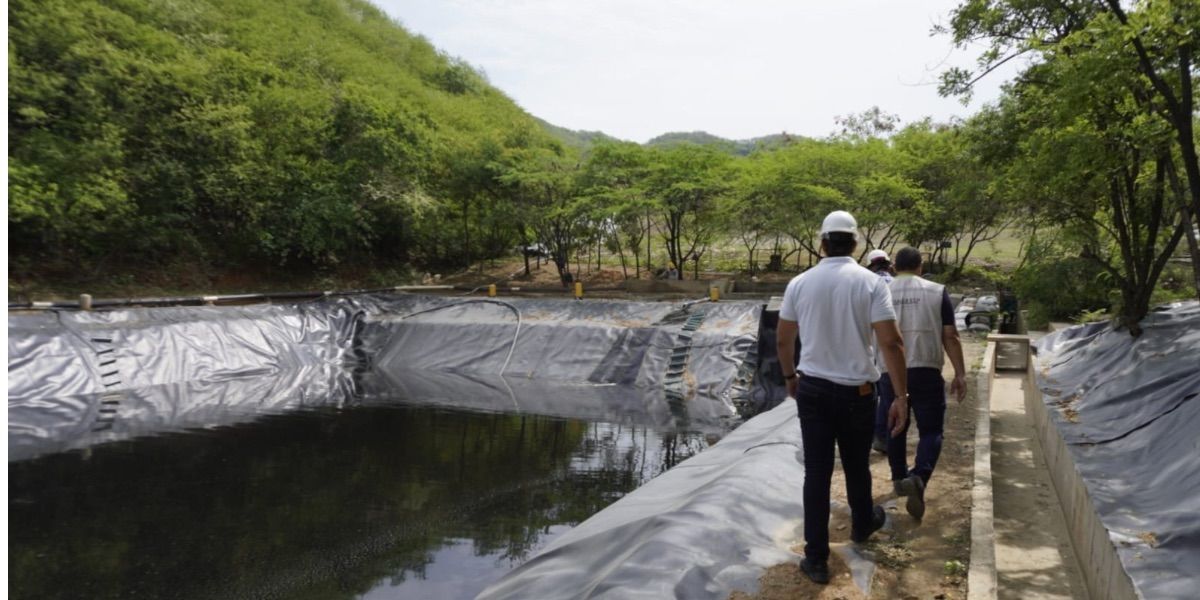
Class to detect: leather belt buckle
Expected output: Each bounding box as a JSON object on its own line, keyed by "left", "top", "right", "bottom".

{"left": 857, "top": 383, "right": 873, "bottom": 396}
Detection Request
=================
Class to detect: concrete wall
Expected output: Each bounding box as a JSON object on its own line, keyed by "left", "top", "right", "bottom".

{"left": 1018, "top": 347, "right": 1139, "bottom": 600}
{"left": 624, "top": 279, "right": 729, "bottom": 295}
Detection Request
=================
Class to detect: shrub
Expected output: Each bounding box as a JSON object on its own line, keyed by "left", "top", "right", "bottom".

{"left": 1011, "top": 255, "right": 1112, "bottom": 325}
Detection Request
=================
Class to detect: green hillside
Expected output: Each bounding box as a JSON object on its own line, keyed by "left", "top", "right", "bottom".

{"left": 535, "top": 118, "right": 621, "bottom": 151}
{"left": 8, "top": 0, "right": 561, "bottom": 289}
{"left": 645, "top": 131, "right": 801, "bottom": 155}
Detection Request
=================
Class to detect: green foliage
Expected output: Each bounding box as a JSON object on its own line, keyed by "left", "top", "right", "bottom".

{"left": 941, "top": 264, "right": 1011, "bottom": 290}
{"left": 1010, "top": 237, "right": 1113, "bottom": 328}
{"left": 942, "top": 0, "right": 1200, "bottom": 332}
{"left": 944, "top": 559, "right": 968, "bottom": 578}
{"left": 536, "top": 118, "right": 620, "bottom": 152}
{"left": 644, "top": 131, "right": 804, "bottom": 156}
{"left": 1073, "top": 307, "right": 1111, "bottom": 324}
{"left": 15, "top": 0, "right": 1193, "bottom": 306}
{"left": 8, "top": 0, "right": 560, "bottom": 283}
{"left": 645, "top": 131, "right": 739, "bottom": 154}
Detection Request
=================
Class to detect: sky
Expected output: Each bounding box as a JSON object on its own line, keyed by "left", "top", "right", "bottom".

{"left": 374, "top": 0, "right": 1024, "bottom": 143}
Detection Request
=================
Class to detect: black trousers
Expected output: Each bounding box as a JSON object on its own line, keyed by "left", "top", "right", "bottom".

{"left": 878, "top": 368, "right": 946, "bottom": 484}
{"left": 795, "top": 376, "right": 876, "bottom": 563}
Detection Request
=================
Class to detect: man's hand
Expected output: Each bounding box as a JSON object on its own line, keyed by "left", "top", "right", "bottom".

{"left": 786, "top": 375, "right": 799, "bottom": 399}
{"left": 950, "top": 374, "right": 967, "bottom": 403}
{"left": 888, "top": 396, "right": 908, "bottom": 438}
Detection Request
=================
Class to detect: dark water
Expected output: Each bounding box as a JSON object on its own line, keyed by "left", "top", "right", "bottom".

{"left": 9, "top": 402, "right": 715, "bottom": 600}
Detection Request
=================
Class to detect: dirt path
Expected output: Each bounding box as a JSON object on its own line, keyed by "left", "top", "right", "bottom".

{"left": 733, "top": 336, "right": 986, "bottom": 600}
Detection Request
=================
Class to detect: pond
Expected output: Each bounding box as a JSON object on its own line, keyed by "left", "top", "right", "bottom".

{"left": 9, "top": 397, "right": 719, "bottom": 600}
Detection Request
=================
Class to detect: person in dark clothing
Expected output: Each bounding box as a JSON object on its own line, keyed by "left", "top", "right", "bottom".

{"left": 874, "top": 247, "right": 967, "bottom": 521}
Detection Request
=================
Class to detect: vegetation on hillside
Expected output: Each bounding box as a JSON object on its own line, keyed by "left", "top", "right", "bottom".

{"left": 535, "top": 118, "right": 620, "bottom": 151}
{"left": 8, "top": 0, "right": 563, "bottom": 285}
{"left": 644, "top": 131, "right": 800, "bottom": 156}
{"left": 8, "top": 0, "right": 1197, "bottom": 331}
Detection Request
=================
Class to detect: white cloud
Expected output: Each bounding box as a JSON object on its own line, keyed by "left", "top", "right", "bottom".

{"left": 376, "top": 0, "right": 1021, "bottom": 142}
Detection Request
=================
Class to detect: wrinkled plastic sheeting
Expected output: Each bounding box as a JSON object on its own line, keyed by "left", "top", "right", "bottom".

{"left": 477, "top": 399, "right": 810, "bottom": 600}
{"left": 360, "top": 296, "right": 761, "bottom": 398}
{"left": 9, "top": 295, "right": 760, "bottom": 460}
{"left": 8, "top": 300, "right": 364, "bottom": 400}
{"left": 357, "top": 369, "right": 731, "bottom": 432}
{"left": 8, "top": 366, "right": 354, "bottom": 461}
{"left": 8, "top": 300, "right": 365, "bottom": 461}
{"left": 1033, "top": 301, "right": 1200, "bottom": 598}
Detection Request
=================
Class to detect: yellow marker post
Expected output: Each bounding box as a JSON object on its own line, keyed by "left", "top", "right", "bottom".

{"left": 574, "top": 281, "right": 583, "bottom": 299}
{"left": 488, "top": 284, "right": 497, "bottom": 297}
{"left": 710, "top": 286, "right": 720, "bottom": 302}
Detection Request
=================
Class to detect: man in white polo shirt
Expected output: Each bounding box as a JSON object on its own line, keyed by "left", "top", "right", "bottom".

{"left": 776, "top": 210, "right": 911, "bottom": 585}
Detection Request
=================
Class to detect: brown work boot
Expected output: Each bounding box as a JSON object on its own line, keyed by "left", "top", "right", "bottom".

{"left": 898, "top": 474, "right": 926, "bottom": 520}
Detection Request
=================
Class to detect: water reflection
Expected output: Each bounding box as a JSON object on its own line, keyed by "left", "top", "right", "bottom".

{"left": 9, "top": 401, "right": 715, "bottom": 600}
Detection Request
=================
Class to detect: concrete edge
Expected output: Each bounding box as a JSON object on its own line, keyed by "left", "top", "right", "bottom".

{"left": 967, "top": 341, "right": 998, "bottom": 600}
{"left": 1023, "top": 358, "right": 1140, "bottom": 600}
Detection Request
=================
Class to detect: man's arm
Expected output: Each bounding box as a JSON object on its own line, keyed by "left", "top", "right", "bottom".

{"left": 940, "top": 289, "right": 967, "bottom": 402}
{"left": 943, "top": 325, "right": 967, "bottom": 402}
{"left": 777, "top": 318, "right": 800, "bottom": 398}
{"left": 872, "top": 319, "right": 909, "bottom": 437}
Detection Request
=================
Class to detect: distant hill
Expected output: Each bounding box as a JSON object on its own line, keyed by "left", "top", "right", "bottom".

{"left": 645, "top": 131, "right": 737, "bottom": 153}
{"left": 645, "top": 131, "right": 802, "bottom": 155}
{"left": 535, "top": 118, "right": 621, "bottom": 151}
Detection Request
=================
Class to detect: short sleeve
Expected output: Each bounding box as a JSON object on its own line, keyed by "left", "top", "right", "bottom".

{"left": 941, "top": 289, "right": 955, "bottom": 327}
{"left": 869, "top": 278, "right": 896, "bottom": 323}
{"left": 779, "top": 277, "right": 799, "bottom": 321}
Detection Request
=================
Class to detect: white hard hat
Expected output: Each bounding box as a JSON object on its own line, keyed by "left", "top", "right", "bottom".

{"left": 866, "top": 249, "right": 889, "bottom": 263}
{"left": 820, "top": 210, "right": 858, "bottom": 239}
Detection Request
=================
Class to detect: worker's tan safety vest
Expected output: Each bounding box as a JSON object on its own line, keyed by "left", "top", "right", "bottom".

{"left": 879, "top": 274, "right": 945, "bottom": 372}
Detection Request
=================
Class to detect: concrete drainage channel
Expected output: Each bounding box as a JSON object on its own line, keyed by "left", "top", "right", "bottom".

{"left": 978, "top": 301, "right": 1200, "bottom": 600}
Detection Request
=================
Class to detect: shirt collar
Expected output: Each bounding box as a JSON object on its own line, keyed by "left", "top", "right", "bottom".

{"left": 819, "top": 256, "right": 857, "bottom": 265}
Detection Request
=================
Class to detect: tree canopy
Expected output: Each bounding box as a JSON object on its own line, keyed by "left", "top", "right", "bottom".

{"left": 9, "top": 0, "right": 1197, "bottom": 330}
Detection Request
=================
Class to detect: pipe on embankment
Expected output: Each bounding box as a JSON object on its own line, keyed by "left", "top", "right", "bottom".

{"left": 6, "top": 286, "right": 457, "bottom": 310}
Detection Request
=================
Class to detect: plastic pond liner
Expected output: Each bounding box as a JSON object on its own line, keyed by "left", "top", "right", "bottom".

{"left": 9, "top": 293, "right": 826, "bottom": 599}
{"left": 8, "top": 294, "right": 765, "bottom": 461}
{"left": 1033, "top": 300, "right": 1200, "bottom": 599}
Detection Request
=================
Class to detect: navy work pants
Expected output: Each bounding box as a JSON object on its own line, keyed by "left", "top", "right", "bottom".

{"left": 794, "top": 377, "right": 875, "bottom": 563}
{"left": 876, "top": 368, "right": 946, "bottom": 483}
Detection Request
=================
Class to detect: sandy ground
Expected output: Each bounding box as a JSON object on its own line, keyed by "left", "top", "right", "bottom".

{"left": 990, "top": 372, "right": 1086, "bottom": 599}
{"left": 732, "top": 336, "right": 987, "bottom": 600}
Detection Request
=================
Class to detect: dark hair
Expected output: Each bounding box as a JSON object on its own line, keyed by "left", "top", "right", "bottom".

{"left": 894, "top": 246, "right": 922, "bottom": 271}
{"left": 822, "top": 232, "right": 857, "bottom": 257}
{"left": 868, "top": 260, "right": 891, "bottom": 273}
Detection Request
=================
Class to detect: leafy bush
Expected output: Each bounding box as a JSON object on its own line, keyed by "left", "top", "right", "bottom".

{"left": 1072, "top": 307, "right": 1110, "bottom": 324}
{"left": 1011, "top": 255, "right": 1112, "bottom": 328}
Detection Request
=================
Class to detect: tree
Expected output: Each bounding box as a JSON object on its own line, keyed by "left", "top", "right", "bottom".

{"left": 642, "top": 145, "right": 732, "bottom": 278}
{"left": 955, "top": 32, "right": 1188, "bottom": 333}
{"left": 722, "top": 158, "right": 776, "bottom": 274}
{"left": 579, "top": 142, "right": 653, "bottom": 278}
{"left": 500, "top": 148, "right": 584, "bottom": 285}
{"left": 941, "top": 0, "right": 1200, "bottom": 309}
{"left": 8, "top": 0, "right": 562, "bottom": 287}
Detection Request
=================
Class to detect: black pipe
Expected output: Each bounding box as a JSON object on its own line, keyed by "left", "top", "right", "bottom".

{"left": 6, "top": 286, "right": 414, "bottom": 310}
